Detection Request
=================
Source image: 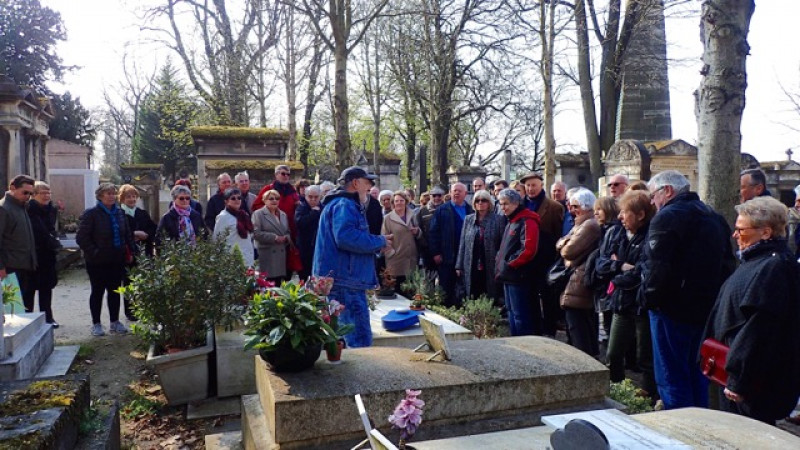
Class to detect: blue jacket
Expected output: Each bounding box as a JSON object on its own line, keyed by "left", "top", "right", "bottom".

{"left": 429, "top": 201, "right": 474, "bottom": 266}
{"left": 312, "top": 188, "right": 387, "bottom": 290}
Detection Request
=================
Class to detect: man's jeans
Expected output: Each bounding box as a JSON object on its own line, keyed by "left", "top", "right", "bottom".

{"left": 650, "top": 310, "right": 708, "bottom": 409}
{"left": 504, "top": 283, "right": 541, "bottom": 336}
{"left": 329, "top": 286, "right": 372, "bottom": 348}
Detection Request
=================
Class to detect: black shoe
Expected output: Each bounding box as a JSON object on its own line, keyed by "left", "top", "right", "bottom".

{"left": 47, "top": 320, "right": 60, "bottom": 329}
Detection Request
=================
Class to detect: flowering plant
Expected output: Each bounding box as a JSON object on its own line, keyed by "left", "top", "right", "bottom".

{"left": 2, "top": 283, "right": 23, "bottom": 314}
{"left": 388, "top": 389, "right": 424, "bottom": 448}
{"left": 245, "top": 268, "right": 275, "bottom": 299}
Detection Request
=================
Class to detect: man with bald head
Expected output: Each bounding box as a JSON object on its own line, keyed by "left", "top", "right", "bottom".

{"left": 607, "top": 174, "right": 629, "bottom": 199}
{"left": 429, "top": 183, "right": 473, "bottom": 307}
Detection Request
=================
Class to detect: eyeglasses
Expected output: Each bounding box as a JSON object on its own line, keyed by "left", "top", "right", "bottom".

{"left": 733, "top": 226, "right": 761, "bottom": 234}
{"left": 228, "top": 196, "right": 242, "bottom": 201}
{"left": 278, "top": 172, "right": 290, "bottom": 177}
{"left": 474, "top": 198, "right": 490, "bottom": 204}
{"left": 649, "top": 186, "right": 666, "bottom": 200}
{"left": 177, "top": 196, "right": 191, "bottom": 201}
{"left": 568, "top": 204, "right": 581, "bottom": 209}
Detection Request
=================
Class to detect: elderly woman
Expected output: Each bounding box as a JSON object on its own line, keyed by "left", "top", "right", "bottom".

{"left": 157, "top": 185, "right": 206, "bottom": 243}
{"left": 381, "top": 190, "right": 420, "bottom": 295}
{"left": 253, "top": 189, "right": 292, "bottom": 283}
{"left": 591, "top": 196, "right": 623, "bottom": 339}
{"left": 118, "top": 184, "right": 157, "bottom": 321}
{"left": 295, "top": 185, "right": 323, "bottom": 280}
{"left": 213, "top": 188, "right": 255, "bottom": 268}
{"left": 596, "top": 190, "right": 656, "bottom": 397}
{"left": 76, "top": 183, "right": 135, "bottom": 337}
{"left": 557, "top": 188, "right": 601, "bottom": 356}
{"left": 419, "top": 192, "right": 431, "bottom": 208}
{"left": 703, "top": 196, "right": 800, "bottom": 425}
{"left": 456, "top": 190, "right": 505, "bottom": 302}
{"left": 25, "top": 182, "right": 60, "bottom": 326}
{"left": 496, "top": 188, "right": 541, "bottom": 336}
{"left": 379, "top": 190, "right": 394, "bottom": 215}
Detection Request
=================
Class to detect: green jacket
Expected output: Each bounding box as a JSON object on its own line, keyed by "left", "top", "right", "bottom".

{"left": 0, "top": 192, "right": 37, "bottom": 271}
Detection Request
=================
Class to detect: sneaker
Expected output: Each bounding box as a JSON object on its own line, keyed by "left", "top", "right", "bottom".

{"left": 110, "top": 321, "right": 129, "bottom": 334}
{"left": 47, "top": 320, "right": 60, "bottom": 329}
{"left": 91, "top": 323, "right": 105, "bottom": 336}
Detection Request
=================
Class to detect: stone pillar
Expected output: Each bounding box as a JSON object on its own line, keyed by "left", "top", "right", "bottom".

{"left": 616, "top": 0, "right": 672, "bottom": 142}
{"left": 6, "top": 126, "right": 22, "bottom": 178}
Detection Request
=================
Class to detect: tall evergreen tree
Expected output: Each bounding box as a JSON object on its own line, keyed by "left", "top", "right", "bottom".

{"left": 48, "top": 92, "right": 95, "bottom": 146}
{"left": 132, "top": 63, "right": 199, "bottom": 180}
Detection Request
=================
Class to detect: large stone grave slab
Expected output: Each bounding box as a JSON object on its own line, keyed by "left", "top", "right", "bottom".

{"left": 1, "top": 313, "right": 54, "bottom": 381}
{"left": 244, "top": 336, "right": 609, "bottom": 449}
{"left": 0, "top": 375, "right": 90, "bottom": 449}
{"left": 411, "top": 407, "right": 800, "bottom": 449}
{"left": 216, "top": 298, "right": 472, "bottom": 398}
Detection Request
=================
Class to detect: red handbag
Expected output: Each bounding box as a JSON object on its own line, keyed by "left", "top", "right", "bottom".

{"left": 700, "top": 338, "right": 729, "bottom": 387}
{"left": 287, "top": 246, "right": 303, "bottom": 273}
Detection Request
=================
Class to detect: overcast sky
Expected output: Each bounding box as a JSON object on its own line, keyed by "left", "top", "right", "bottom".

{"left": 43, "top": 0, "right": 800, "bottom": 165}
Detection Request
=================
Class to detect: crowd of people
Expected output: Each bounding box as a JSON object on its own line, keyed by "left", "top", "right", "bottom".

{"left": 2, "top": 164, "right": 800, "bottom": 426}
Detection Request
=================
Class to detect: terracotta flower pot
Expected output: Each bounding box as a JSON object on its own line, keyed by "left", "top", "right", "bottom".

{"left": 326, "top": 340, "right": 344, "bottom": 364}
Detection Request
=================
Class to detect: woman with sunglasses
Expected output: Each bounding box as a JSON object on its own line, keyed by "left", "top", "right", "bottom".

{"left": 213, "top": 188, "right": 255, "bottom": 268}
{"left": 156, "top": 185, "right": 207, "bottom": 244}
{"left": 455, "top": 190, "right": 505, "bottom": 304}
{"left": 253, "top": 189, "right": 292, "bottom": 284}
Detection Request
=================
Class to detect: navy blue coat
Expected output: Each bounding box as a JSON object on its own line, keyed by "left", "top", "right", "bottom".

{"left": 429, "top": 201, "right": 474, "bottom": 266}
{"left": 295, "top": 202, "right": 322, "bottom": 279}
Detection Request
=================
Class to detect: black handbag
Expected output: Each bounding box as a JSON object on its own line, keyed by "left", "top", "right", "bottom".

{"left": 547, "top": 257, "right": 573, "bottom": 293}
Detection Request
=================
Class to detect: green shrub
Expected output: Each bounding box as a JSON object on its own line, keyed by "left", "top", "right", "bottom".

{"left": 609, "top": 379, "right": 654, "bottom": 414}
{"left": 429, "top": 295, "right": 504, "bottom": 339}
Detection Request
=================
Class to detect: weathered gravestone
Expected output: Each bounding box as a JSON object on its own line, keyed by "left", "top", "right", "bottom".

{"left": 242, "top": 336, "right": 609, "bottom": 449}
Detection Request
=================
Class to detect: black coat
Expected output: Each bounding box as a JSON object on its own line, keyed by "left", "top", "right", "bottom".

{"left": 640, "top": 192, "right": 735, "bottom": 326}
{"left": 156, "top": 208, "right": 207, "bottom": 243}
{"left": 124, "top": 207, "right": 157, "bottom": 261}
{"left": 597, "top": 222, "right": 649, "bottom": 315}
{"left": 294, "top": 202, "right": 322, "bottom": 279}
{"left": 703, "top": 239, "right": 800, "bottom": 422}
{"left": 27, "top": 200, "right": 58, "bottom": 290}
{"left": 76, "top": 204, "right": 135, "bottom": 266}
{"left": 366, "top": 197, "right": 383, "bottom": 236}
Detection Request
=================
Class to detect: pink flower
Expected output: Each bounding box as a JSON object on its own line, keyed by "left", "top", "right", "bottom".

{"left": 388, "top": 390, "right": 424, "bottom": 441}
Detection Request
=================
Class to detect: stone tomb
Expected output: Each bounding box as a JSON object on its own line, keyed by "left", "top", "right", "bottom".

{"left": 0, "top": 313, "right": 54, "bottom": 381}
{"left": 242, "top": 336, "right": 609, "bottom": 449}
{"left": 215, "top": 296, "right": 473, "bottom": 398}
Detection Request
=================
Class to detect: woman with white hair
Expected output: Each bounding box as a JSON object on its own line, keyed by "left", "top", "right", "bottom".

{"left": 703, "top": 196, "right": 800, "bottom": 425}
{"left": 556, "top": 188, "right": 601, "bottom": 356}
{"left": 157, "top": 185, "right": 207, "bottom": 244}
{"left": 379, "top": 189, "right": 394, "bottom": 215}
{"left": 295, "top": 185, "right": 323, "bottom": 280}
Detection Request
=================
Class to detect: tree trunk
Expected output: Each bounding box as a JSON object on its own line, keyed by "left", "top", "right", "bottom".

{"left": 540, "top": 1, "right": 557, "bottom": 188}
{"left": 285, "top": 7, "right": 298, "bottom": 160}
{"left": 696, "top": 0, "right": 754, "bottom": 225}
{"left": 598, "top": 0, "right": 622, "bottom": 153}
{"left": 576, "top": 0, "right": 604, "bottom": 182}
{"left": 333, "top": 45, "right": 352, "bottom": 170}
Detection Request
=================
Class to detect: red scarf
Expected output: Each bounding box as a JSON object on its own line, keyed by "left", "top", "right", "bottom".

{"left": 226, "top": 206, "right": 253, "bottom": 238}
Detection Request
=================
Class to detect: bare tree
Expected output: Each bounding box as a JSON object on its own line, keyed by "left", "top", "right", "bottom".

{"left": 696, "top": 0, "right": 754, "bottom": 223}
{"left": 143, "top": 0, "right": 283, "bottom": 125}
{"left": 294, "top": 0, "right": 390, "bottom": 170}
{"left": 355, "top": 24, "right": 390, "bottom": 182}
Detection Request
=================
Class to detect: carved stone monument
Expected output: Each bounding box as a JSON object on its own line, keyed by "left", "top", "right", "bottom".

{"left": 646, "top": 139, "right": 699, "bottom": 189}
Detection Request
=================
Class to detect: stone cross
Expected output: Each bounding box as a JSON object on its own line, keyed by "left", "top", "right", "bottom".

{"left": 787, "top": 148, "right": 794, "bottom": 161}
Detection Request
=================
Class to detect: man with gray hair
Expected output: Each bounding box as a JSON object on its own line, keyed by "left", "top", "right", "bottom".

{"left": 641, "top": 170, "right": 734, "bottom": 410}
{"left": 607, "top": 174, "right": 629, "bottom": 199}
{"left": 204, "top": 172, "right": 232, "bottom": 229}
{"left": 553, "top": 181, "right": 574, "bottom": 236}
{"left": 234, "top": 171, "right": 257, "bottom": 212}
{"left": 429, "top": 183, "right": 473, "bottom": 307}
{"left": 739, "top": 168, "right": 770, "bottom": 203}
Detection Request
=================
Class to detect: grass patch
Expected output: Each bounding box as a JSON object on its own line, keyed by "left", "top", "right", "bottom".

{"left": 121, "top": 387, "right": 163, "bottom": 420}
{"left": 79, "top": 400, "right": 105, "bottom": 436}
{"left": 609, "top": 379, "right": 654, "bottom": 414}
{"left": 77, "top": 343, "right": 95, "bottom": 359}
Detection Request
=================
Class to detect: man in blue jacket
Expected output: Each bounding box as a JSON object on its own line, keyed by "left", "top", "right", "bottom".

{"left": 313, "top": 167, "right": 392, "bottom": 347}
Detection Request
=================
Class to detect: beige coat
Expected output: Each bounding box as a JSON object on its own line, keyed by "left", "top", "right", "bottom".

{"left": 381, "top": 208, "right": 419, "bottom": 277}
{"left": 252, "top": 207, "right": 291, "bottom": 278}
{"left": 556, "top": 214, "right": 600, "bottom": 310}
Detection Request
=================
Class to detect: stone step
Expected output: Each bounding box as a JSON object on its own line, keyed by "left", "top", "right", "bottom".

{"left": 187, "top": 396, "right": 241, "bottom": 420}
{"left": 35, "top": 345, "right": 79, "bottom": 378}
{"left": 0, "top": 314, "right": 54, "bottom": 381}
{"left": 3, "top": 312, "right": 48, "bottom": 356}
{"left": 205, "top": 431, "right": 243, "bottom": 450}
{"left": 241, "top": 394, "right": 278, "bottom": 450}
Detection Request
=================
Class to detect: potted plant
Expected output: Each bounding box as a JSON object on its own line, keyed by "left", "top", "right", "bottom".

{"left": 400, "top": 269, "right": 442, "bottom": 310}
{"left": 376, "top": 269, "right": 397, "bottom": 299}
{"left": 243, "top": 279, "right": 340, "bottom": 372}
{"left": 118, "top": 237, "right": 250, "bottom": 404}
{"left": 388, "top": 389, "right": 425, "bottom": 449}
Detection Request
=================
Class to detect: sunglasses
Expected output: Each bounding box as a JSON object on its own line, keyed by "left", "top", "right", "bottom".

{"left": 177, "top": 196, "right": 191, "bottom": 201}
{"left": 278, "top": 172, "right": 290, "bottom": 176}
{"left": 267, "top": 197, "right": 280, "bottom": 201}
{"left": 607, "top": 182, "right": 623, "bottom": 187}
{"left": 474, "top": 198, "right": 490, "bottom": 204}
{"left": 432, "top": 194, "right": 443, "bottom": 197}
{"left": 21, "top": 190, "right": 34, "bottom": 196}
{"left": 228, "top": 196, "right": 242, "bottom": 201}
